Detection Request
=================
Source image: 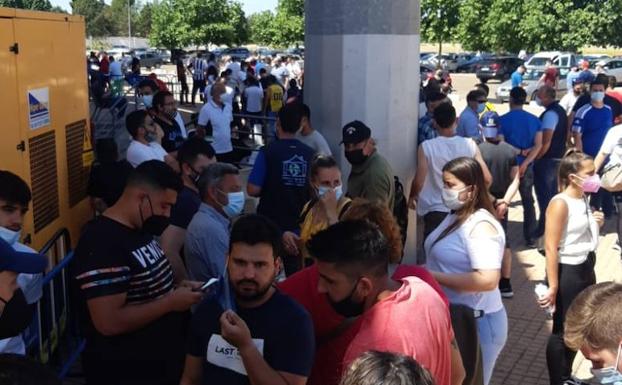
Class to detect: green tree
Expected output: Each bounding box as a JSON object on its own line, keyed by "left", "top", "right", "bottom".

{"left": 456, "top": 0, "right": 492, "bottom": 52}
{"left": 107, "top": 0, "right": 139, "bottom": 36}
{"left": 71, "top": 0, "right": 112, "bottom": 37}
{"left": 248, "top": 11, "right": 276, "bottom": 45}
{"left": 271, "top": 0, "right": 304, "bottom": 46}
{"left": 229, "top": 1, "right": 249, "bottom": 46}
{"left": 134, "top": 3, "right": 153, "bottom": 38}
{"left": 0, "top": 0, "right": 52, "bottom": 11}
{"left": 421, "top": 0, "right": 460, "bottom": 58}
{"left": 149, "top": 0, "right": 192, "bottom": 49}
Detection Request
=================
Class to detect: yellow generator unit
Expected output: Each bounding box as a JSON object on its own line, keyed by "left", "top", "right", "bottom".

{"left": 0, "top": 8, "right": 93, "bottom": 255}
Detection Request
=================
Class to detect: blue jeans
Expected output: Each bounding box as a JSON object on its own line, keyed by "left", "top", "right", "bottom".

{"left": 477, "top": 308, "right": 508, "bottom": 385}
{"left": 266, "top": 111, "right": 278, "bottom": 142}
{"left": 518, "top": 165, "right": 537, "bottom": 241}
{"left": 534, "top": 158, "right": 560, "bottom": 238}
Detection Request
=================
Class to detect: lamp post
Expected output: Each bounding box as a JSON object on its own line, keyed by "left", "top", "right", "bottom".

{"left": 128, "top": 0, "right": 132, "bottom": 49}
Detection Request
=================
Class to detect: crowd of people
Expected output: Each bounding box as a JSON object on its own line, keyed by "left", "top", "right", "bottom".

{"left": 2, "top": 51, "right": 622, "bottom": 385}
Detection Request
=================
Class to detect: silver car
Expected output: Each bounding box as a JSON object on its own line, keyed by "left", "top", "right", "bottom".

{"left": 495, "top": 68, "right": 568, "bottom": 103}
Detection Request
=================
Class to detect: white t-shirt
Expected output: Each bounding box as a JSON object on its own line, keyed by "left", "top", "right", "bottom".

{"left": 417, "top": 136, "right": 478, "bottom": 215}
{"left": 550, "top": 193, "right": 599, "bottom": 265}
{"left": 425, "top": 209, "right": 505, "bottom": 313}
{"left": 175, "top": 112, "right": 187, "bottom": 138}
{"left": 227, "top": 62, "right": 241, "bottom": 79}
{"left": 126, "top": 140, "right": 168, "bottom": 167}
{"left": 559, "top": 92, "right": 579, "bottom": 114}
{"left": 271, "top": 66, "right": 289, "bottom": 85}
{"left": 109, "top": 61, "right": 123, "bottom": 79}
{"left": 198, "top": 101, "right": 233, "bottom": 154}
{"left": 599, "top": 124, "right": 622, "bottom": 168}
{"left": 295, "top": 130, "right": 332, "bottom": 155}
{"left": 204, "top": 85, "right": 235, "bottom": 106}
{"left": 244, "top": 86, "right": 264, "bottom": 113}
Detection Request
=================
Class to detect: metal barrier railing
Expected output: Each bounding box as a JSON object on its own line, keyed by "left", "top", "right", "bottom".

{"left": 23, "top": 228, "right": 85, "bottom": 379}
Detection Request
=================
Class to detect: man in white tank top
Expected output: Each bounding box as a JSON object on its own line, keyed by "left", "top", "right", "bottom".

{"left": 408, "top": 103, "right": 492, "bottom": 261}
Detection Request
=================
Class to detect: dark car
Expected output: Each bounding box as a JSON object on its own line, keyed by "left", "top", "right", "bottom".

{"left": 223, "top": 47, "right": 250, "bottom": 61}
{"left": 476, "top": 56, "right": 524, "bottom": 83}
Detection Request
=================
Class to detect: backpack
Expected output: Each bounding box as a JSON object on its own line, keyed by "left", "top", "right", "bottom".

{"left": 393, "top": 176, "right": 409, "bottom": 247}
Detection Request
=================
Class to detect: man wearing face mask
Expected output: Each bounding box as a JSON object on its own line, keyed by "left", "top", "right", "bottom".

{"left": 560, "top": 78, "right": 585, "bottom": 115}
{"left": 0, "top": 238, "right": 47, "bottom": 344}
{"left": 571, "top": 74, "right": 622, "bottom": 128}
{"left": 152, "top": 91, "right": 184, "bottom": 153}
{"left": 247, "top": 104, "right": 315, "bottom": 275}
{"left": 0, "top": 171, "right": 45, "bottom": 353}
{"left": 138, "top": 79, "right": 159, "bottom": 110}
{"left": 308, "top": 220, "right": 458, "bottom": 385}
{"left": 573, "top": 76, "right": 615, "bottom": 218}
{"left": 342, "top": 120, "right": 395, "bottom": 211}
{"left": 565, "top": 282, "right": 622, "bottom": 385}
{"left": 185, "top": 163, "right": 244, "bottom": 282}
{"left": 197, "top": 83, "right": 235, "bottom": 164}
{"left": 457, "top": 90, "right": 486, "bottom": 142}
{"left": 125, "top": 110, "right": 178, "bottom": 170}
{"left": 181, "top": 214, "right": 315, "bottom": 385}
{"left": 160, "top": 139, "right": 216, "bottom": 282}
{"left": 72, "top": 161, "right": 205, "bottom": 385}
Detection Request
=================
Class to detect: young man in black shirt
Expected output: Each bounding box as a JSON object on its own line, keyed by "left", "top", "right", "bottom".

{"left": 152, "top": 91, "right": 185, "bottom": 153}
{"left": 160, "top": 138, "right": 216, "bottom": 282}
{"left": 87, "top": 138, "right": 133, "bottom": 214}
{"left": 73, "top": 160, "right": 205, "bottom": 385}
{"left": 180, "top": 214, "right": 314, "bottom": 385}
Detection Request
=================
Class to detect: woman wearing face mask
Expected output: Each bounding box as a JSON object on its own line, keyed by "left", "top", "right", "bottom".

{"left": 539, "top": 150, "right": 604, "bottom": 385}
{"left": 424, "top": 156, "right": 506, "bottom": 385}
{"left": 282, "top": 155, "right": 352, "bottom": 266}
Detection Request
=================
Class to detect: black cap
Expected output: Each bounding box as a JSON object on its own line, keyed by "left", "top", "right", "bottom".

{"left": 341, "top": 120, "right": 371, "bottom": 145}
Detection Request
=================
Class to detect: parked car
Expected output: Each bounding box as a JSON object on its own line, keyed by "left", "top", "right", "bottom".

{"left": 495, "top": 67, "right": 568, "bottom": 103}
{"left": 456, "top": 54, "right": 493, "bottom": 73}
{"left": 423, "top": 53, "right": 459, "bottom": 71}
{"left": 594, "top": 58, "right": 622, "bottom": 84}
{"left": 136, "top": 51, "right": 163, "bottom": 69}
{"left": 108, "top": 45, "right": 131, "bottom": 60}
{"left": 222, "top": 47, "right": 250, "bottom": 61}
{"left": 155, "top": 49, "right": 171, "bottom": 63}
{"left": 476, "top": 56, "right": 524, "bottom": 83}
{"left": 525, "top": 51, "right": 578, "bottom": 70}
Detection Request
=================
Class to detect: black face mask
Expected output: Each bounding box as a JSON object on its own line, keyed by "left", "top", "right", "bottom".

{"left": 0, "top": 289, "right": 35, "bottom": 340}
{"left": 328, "top": 279, "right": 365, "bottom": 318}
{"left": 139, "top": 196, "right": 170, "bottom": 236}
{"left": 345, "top": 149, "right": 368, "bottom": 165}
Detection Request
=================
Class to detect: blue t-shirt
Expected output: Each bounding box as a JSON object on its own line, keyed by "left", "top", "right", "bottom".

{"left": 169, "top": 186, "right": 201, "bottom": 229}
{"left": 511, "top": 71, "right": 523, "bottom": 88}
{"left": 572, "top": 104, "right": 613, "bottom": 156}
{"left": 248, "top": 139, "right": 314, "bottom": 232}
{"left": 457, "top": 107, "right": 481, "bottom": 140}
{"left": 499, "top": 109, "right": 542, "bottom": 165}
{"left": 187, "top": 290, "right": 315, "bottom": 385}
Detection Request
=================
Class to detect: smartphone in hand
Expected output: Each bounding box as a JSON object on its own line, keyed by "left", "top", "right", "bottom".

{"left": 193, "top": 278, "right": 219, "bottom": 292}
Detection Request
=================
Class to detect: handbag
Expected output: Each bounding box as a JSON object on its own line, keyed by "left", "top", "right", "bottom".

{"left": 602, "top": 162, "right": 622, "bottom": 192}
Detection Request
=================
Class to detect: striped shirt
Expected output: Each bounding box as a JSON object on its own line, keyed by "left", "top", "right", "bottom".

{"left": 192, "top": 58, "right": 207, "bottom": 80}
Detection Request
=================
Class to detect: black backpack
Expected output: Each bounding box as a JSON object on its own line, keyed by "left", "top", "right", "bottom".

{"left": 393, "top": 176, "right": 409, "bottom": 247}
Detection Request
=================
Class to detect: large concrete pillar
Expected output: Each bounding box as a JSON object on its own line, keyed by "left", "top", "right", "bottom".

{"left": 305, "top": 0, "right": 421, "bottom": 261}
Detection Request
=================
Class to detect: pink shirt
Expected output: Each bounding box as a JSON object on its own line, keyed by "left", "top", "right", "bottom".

{"left": 344, "top": 277, "right": 453, "bottom": 385}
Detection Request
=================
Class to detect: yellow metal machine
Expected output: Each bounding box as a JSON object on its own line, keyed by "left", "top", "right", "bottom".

{"left": 0, "top": 8, "right": 93, "bottom": 255}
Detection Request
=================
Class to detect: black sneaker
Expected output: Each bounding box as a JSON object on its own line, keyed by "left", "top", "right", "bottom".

{"left": 499, "top": 279, "right": 514, "bottom": 298}
{"left": 525, "top": 238, "right": 536, "bottom": 248}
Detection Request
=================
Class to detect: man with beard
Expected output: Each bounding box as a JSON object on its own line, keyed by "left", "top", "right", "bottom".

{"left": 181, "top": 214, "right": 315, "bottom": 385}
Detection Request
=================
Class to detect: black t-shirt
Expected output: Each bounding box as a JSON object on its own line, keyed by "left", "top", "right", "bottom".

{"left": 573, "top": 94, "right": 622, "bottom": 121}
{"left": 187, "top": 290, "right": 315, "bottom": 385}
{"left": 72, "top": 216, "right": 188, "bottom": 384}
{"left": 169, "top": 186, "right": 201, "bottom": 229}
{"left": 154, "top": 115, "right": 184, "bottom": 152}
{"left": 87, "top": 160, "right": 133, "bottom": 207}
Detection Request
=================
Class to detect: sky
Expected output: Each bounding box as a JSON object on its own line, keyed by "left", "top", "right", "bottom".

{"left": 49, "top": 0, "right": 278, "bottom": 15}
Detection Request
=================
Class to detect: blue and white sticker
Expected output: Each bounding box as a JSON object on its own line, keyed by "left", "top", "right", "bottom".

{"left": 28, "top": 88, "right": 50, "bottom": 130}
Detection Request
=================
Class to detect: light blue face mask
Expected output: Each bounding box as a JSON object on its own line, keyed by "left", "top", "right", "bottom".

{"left": 477, "top": 103, "right": 486, "bottom": 114}
{"left": 142, "top": 94, "right": 154, "bottom": 108}
{"left": 591, "top": 344, "right": 622, "bottom": 384}
{"left": 318, "top": 185, "right": 344, "bottom": 201}
{"left": 219, "top": 190, "right": 245, "bottom": 218}
{"left": 0, "top": 226, "right": 20, "bottom": 245}
{"left": 591, "top": 91, "right": 606, "bottom": 103}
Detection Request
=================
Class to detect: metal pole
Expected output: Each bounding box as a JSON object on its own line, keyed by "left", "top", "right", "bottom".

{"left": 128, "top": 0, "right": 132, "bottom": 49}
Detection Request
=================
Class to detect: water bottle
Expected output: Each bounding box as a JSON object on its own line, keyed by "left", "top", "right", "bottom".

{"left": 535, "top": 283, "right": 555, "bottom": 318}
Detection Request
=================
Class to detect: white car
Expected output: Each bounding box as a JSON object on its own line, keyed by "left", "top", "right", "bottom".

{"left": 495, "top": 68, "right": 568, "bottom": 103}
{"left": 594, "top": 58, "right": 622, "bottom": 84}
{"left": 422, "top": 54, "right": 459, "bottom": 71}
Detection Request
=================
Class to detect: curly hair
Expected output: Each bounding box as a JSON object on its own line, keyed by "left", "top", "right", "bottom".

{"left": 341, "top": 199, "right": 403, "bottom": 264}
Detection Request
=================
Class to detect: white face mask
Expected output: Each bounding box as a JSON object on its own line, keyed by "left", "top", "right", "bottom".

{"left": 318, "top": 185, "right": 344, "bottom": 201}
{"left": 591, "top": 344, "right": 622, "bottom": 384}
{"left": 441, "top": 186, "right": 468, "bottom": 211}
{"left": 0, "top": 226, "right": 21, "bottom": 245}
{"left": 142, "top": 94, "right": 153, "bottom": 108}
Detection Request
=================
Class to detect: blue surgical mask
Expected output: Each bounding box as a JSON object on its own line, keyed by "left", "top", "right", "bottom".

{"left": 477, "top": 103, "right": 486, "bottom": 114}
{"left": 591, "top": 344, "right": 622, "bottom": 384}
{"left": 318, "top": 185, "right": 344, "bottom": 201}
{"left": 592, "top": 91, "right": 606, "bottom": 102}
{"left": 142, "top": 94, "right": 153, "bottom": 108}
{"left": 0, "top": 226, "right": 20, "bottom": 245}
{"left": 219, "top": 191, "right": 245, "bottom": 218}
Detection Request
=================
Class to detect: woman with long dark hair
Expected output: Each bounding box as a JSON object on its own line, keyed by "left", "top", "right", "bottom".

{"left": 539, "top": 150, "right": 603, "bottom": 385}
{"left": 424, "top": 156, "right": 506, "bottom": 385}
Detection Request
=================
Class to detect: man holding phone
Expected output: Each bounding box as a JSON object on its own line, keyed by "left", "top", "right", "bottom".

{"left": 181, "top": 214, "right": 315, "bottom": 385}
